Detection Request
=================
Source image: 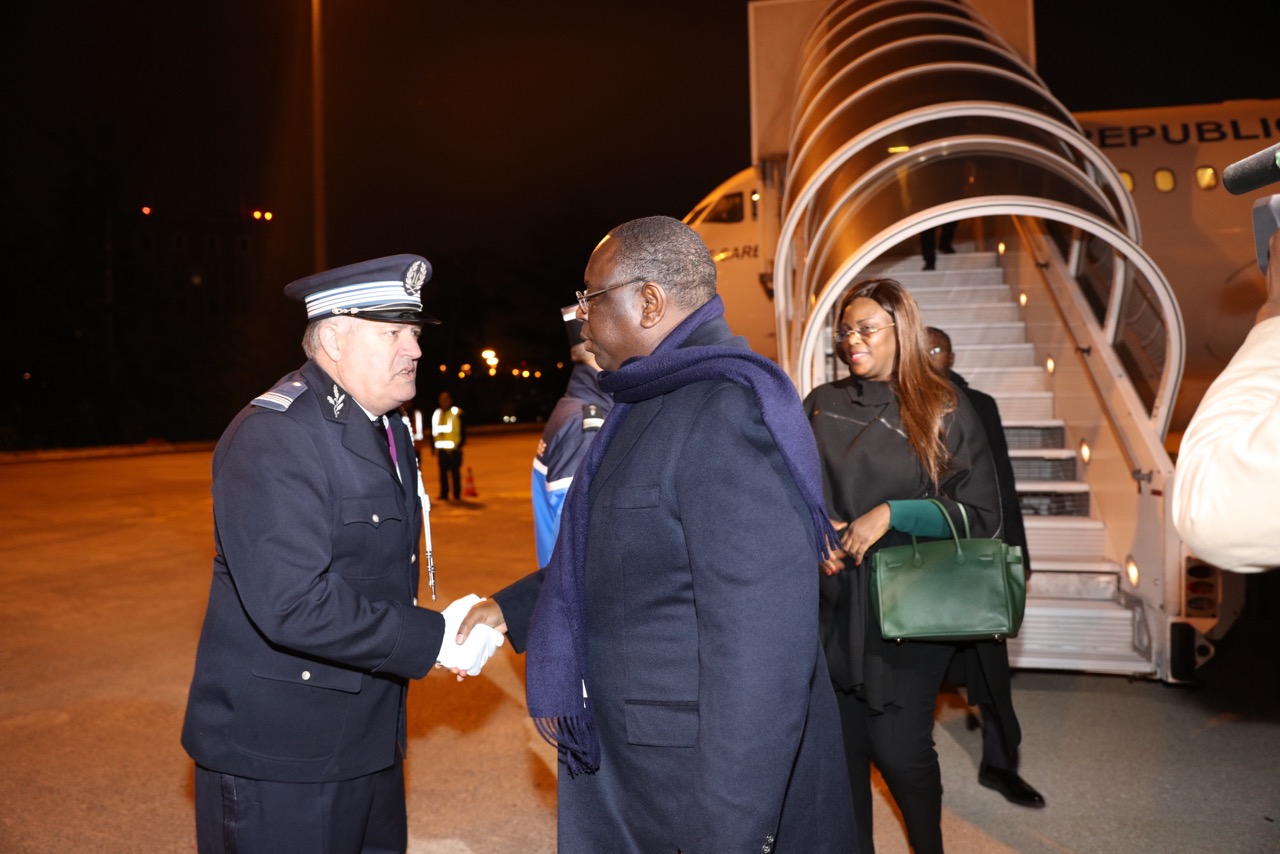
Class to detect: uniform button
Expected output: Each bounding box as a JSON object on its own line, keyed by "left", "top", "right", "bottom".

{"left": 292, "top": 381, "right": 303, "bottom": 387}
{"left": 410, "top": 553, "right": 416, "bottom": 563}
{"left": 372, "top": 514, "right": 380, "bottom": 523}
{"left": 301, "top": 671, "right": 311, "bottom": 681}
{"left": 413, "top": 598, "right": 418, "bottom": 606}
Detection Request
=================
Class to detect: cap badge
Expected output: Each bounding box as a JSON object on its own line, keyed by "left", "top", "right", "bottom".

{"left": 327, "top": 384, "right": 346, "bottom": 418}
{"left": 404, "top": 260, "right": 428, "bottom": 297}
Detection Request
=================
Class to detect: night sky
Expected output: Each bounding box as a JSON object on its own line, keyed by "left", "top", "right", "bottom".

{"left": 3, "top": 1, "right": 1277, "bottom": 447}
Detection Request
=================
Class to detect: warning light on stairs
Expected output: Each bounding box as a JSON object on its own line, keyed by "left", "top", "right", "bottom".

{"left": 1125, "top": 557, "right": 1140, "bottom": 588}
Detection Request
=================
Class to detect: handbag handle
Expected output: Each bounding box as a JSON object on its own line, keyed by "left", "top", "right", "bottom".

{"left": 904, "top": 498, "right": 972, "bottom": 566}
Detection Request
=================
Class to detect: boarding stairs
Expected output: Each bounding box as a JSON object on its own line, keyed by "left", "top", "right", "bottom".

{"left": 866, "top": 248, "right": 1154, "bottom": 675}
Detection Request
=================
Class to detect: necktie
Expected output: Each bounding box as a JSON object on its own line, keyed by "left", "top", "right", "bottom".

{"left": 375, "top": 416, "right": 398, "bottom": 468}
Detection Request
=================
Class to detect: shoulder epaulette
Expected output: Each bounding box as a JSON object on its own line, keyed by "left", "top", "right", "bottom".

{"left": 252, "top": 378, "right": 308, "bottom": 411}
{"left": 582, "top": 403, "right": 605, "bottom": 432}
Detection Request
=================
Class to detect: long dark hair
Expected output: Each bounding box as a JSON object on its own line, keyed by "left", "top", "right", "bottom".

{"left": 838, "top": 278, "right": 956, "bottom": 488}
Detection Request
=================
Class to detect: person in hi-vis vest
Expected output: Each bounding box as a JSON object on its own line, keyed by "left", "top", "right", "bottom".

{"left": 431, "top": 391, "right": 464, "bottom": 500}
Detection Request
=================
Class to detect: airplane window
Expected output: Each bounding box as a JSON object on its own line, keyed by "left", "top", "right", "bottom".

{"left": 1195, "top": 167, "right": 1218, "bottom": 190}
{"left": 1119, "top": 170, "right": 1134, "bottom": 193}
{"left": 1154, "top": 169, "right": 1176, "bottom": 193}
{"left": 684, "top": 203, "right": 710, "bottom": 225}
{"left": 704, "top": 192, "right": 744, "bottom": 224}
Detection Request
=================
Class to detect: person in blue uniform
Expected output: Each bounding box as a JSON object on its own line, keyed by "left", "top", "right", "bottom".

{"left": 531, "top": 305, "right": 612, "bottom": 566}
{"left": 455, "top": 216, "right": 858, "bottom": 853}
{"left": 926, "top": 326, "right": 1045, "bottom": 809}
{"left": 181, "top": 254, "right": 500, "bottom": 853}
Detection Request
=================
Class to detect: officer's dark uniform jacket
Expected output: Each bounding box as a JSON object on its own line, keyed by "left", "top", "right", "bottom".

{"left": 182, "top": 359, "right": 445, "bottom": 783}
{"left": 531, "top": 363, "right": 612, "bottom": 567}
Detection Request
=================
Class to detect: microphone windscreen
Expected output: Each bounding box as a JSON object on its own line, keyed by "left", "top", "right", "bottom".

{"left": 1224, "top": 143, "right": 1280, "bottom": 195}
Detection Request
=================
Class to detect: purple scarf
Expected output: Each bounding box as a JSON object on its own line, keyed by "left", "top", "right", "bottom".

{"left": 524, "top": 295, "right": 838, "bottom": 775}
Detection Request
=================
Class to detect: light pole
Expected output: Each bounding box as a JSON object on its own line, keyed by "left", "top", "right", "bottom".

{"left": 311, "top": 0, "right": 327, "bottom": 271}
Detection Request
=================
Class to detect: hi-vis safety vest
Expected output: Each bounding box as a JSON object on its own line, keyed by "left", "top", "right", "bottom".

{"left": 432, "top": 406, "right": 462, "bottom": 449}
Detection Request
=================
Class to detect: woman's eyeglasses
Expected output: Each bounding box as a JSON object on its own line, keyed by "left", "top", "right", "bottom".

{"left": 833, "top": 322, "right": 895, "bottom": 344}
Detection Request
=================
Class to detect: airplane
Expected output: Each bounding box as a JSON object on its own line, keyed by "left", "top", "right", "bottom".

{"left": 683, "top": 0, "right": 1277, "bottom": 683}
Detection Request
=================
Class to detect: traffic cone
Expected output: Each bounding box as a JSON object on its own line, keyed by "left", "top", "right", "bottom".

{"left": 462, "top": 466, "right": 478, "bottom": 498}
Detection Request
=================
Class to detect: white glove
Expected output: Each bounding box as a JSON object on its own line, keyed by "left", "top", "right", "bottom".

{"left": 437, "top": 594, "right": 506, "bottom": 676}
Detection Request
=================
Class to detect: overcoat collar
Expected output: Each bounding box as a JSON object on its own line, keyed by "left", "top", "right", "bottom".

{"left": 300, "top": 360, "right": 406, "bottom": 490}
{"left": 834, "top": 374, "right": 896, "bottom": 408}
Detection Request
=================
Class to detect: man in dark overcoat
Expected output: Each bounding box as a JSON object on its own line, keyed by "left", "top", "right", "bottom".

{"left": 182, "top": 254, "right": 501, "bottom": 852}
{"left": 927, "top": 326, "right": 1046, "bottom": 809}
{"left": 456, "top": 216, "right": 858, "bottom": 852}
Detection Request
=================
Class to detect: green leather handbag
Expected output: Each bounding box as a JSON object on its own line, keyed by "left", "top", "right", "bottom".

{"left": 871, "top": 499, "right": 1026, "bottom": 642}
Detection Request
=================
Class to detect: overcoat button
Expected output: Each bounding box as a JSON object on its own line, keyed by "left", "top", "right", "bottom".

{"left": 372, "top": 514, "right": 380, "bottom": 523}
{"left": 301, "top": 671, "right": 311, "bottom": 680}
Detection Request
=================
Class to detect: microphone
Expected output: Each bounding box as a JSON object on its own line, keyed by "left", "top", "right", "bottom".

{"left": 1223, "top": 142, "right": 1280, "bottom": 195}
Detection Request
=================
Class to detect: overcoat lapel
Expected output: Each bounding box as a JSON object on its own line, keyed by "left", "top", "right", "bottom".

{"left": 590, "top": 397, "right": 663, "bottom": 496}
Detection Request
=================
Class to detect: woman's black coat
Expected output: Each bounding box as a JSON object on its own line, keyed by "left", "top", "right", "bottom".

{"left": 804, "top": 375, "right": 1021, "bottom": 753}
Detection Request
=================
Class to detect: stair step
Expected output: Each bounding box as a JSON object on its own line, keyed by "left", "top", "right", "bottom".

{"left": 952, "top": 343, "right": 1036, "bottom": 370}
{"left": 1028, "top": 558, "right": 1120, "bottom": 573}
{"left": 992, "top": 391, "right": 1054, "bottom": 420}
{"left": 1007, "top": 599, "right": 1154, "bottom": 675}
{"left": 1011, "top": 452, "right": 1077, "bottom": 482}
{"left": 1020, "top": 480, "right": 1089, "bottom": 493}
{"left": 1027, "top": 571, "right": 1118, "bottom": 599}
{"left": 1025, "top": 516, "right": 1107, "bottom": 560}
{"left": 1010, "top": 448, "right": 1076, "bottom": 459}
{"left": 926, "top": 303, "right": 1022, "bottom": 324}
{"left": 911, "top": 283, "right": 1012, "bottom": 303}
{"left": 965, "top": 367, "right": 1045, "bottom": 393}
{"left": 1021, "top": 489, "right": 1091, "bottom": 517}
{"left": 866, "top": 250, "right": 1000, "bottom": 274}
{"left": 937, "top": 322, "right": 1027, "bottom": 346}
{"left": 1003, "top": 421, "right": 1066, "bottom": 450}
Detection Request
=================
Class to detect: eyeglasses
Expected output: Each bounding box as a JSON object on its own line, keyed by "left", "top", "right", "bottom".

{"left": 833, "top": 322, "right": 895, "bottom": 344}
{"left": 927, "top": 346, "right": 949, "bottom": 356}
{"left": 575, "top": 277, "right": 647, "bottom": 315}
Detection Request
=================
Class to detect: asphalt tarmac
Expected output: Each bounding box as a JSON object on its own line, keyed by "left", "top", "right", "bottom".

{"left": 1, "top": 428, "right": 1278, "bottom": 853}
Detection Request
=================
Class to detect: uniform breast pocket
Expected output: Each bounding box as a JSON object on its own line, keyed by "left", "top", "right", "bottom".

{"left": 337, "top": 496, "right": 406, "bottom": 579}
{"left": 231, "top": 660, "right": 363, "bottom": 761}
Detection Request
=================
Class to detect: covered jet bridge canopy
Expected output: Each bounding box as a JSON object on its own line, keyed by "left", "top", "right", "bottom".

{"left": 774, "top": 0, "right": 1182, "bottom": 437}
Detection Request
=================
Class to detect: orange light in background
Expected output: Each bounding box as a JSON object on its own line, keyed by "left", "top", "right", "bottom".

{"left": 253, "top": 211, "right": 262, "bottom": 220}
{"left": 141, "top": 206, "right": 152, "bottom": 215}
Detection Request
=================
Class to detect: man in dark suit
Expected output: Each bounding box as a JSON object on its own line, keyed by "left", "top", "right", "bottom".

{"left": 456, "top": 216, "right": 857, "bottom": 852}
{"left": 927, "top": 326, "right": 1046, "bottom": 809}
{"left": 182, "top": 254, "right": 501, "bottom": 852}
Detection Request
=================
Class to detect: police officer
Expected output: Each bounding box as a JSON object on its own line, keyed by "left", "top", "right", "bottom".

{"left": 182, "top": 254, "right": 501, "bottom": 852}
{"left": 531, "top": 305, "right": 613, "bottom": 565}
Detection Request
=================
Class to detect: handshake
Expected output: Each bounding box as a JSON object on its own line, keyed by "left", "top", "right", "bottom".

{"left": 437, "top": 594, "right": 505, "bottom": 677}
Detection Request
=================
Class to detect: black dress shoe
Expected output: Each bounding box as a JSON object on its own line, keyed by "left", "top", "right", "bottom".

{"left": 978, "top": 763, "right": 1046, "bottom": 808}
